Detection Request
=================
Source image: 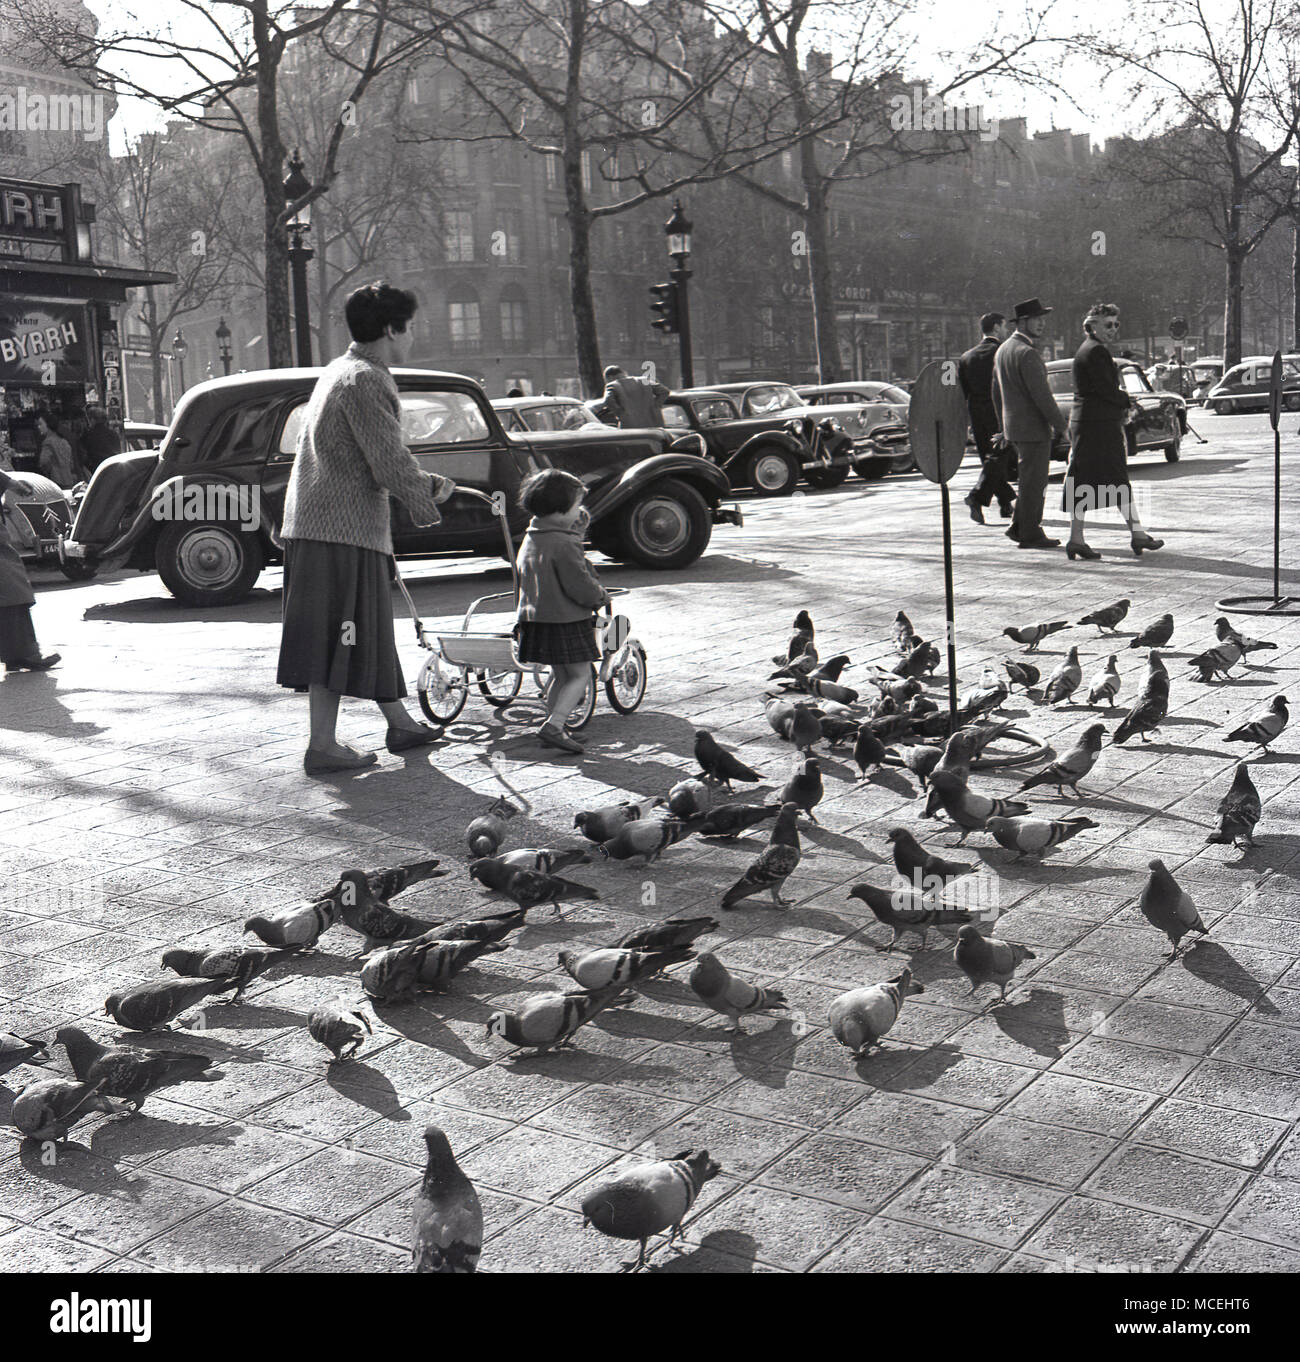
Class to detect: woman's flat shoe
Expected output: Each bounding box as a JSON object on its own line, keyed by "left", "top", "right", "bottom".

{"left": 1065, "top": 542, "right": 1101, "bottom": 560}
{"left": 5, "top": 653, "right": 60, "bottom": 672}
{"left": 538, "top": 724, "right": 584, "bottom": 755}
{"left": 304, "top": 748, "right": 379, "bottom": 775}
{"left": 1131, "top": 535, "right": 1165, "bottom": 555}
{"left": 385, "top": 724, "right": 442, "bottom": 753}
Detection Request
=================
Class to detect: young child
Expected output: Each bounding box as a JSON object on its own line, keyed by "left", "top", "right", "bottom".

{"left": 514, "top": 468, "right": 610, "bottom": 753}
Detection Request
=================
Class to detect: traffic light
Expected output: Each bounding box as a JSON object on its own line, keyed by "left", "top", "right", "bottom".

{"left": 649, "top": 281, "right": 679, "bottom": 334}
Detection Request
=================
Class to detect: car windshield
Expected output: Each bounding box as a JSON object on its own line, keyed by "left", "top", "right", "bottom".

{"left": 660, "top": 404, "right": 690, "bottom": 428}
{"left": 1221, "top": 366, "right": 1248, "bottom": 386}
{"left": 1192, "top": 365, "right": 1220, "bottom": 382}
{"left": 693, "top": 398, "right": 738, "bottom": 423}
{"left": 871, "top": 385, "right": 911, "bottom": 404}
{"left": 519, "top": 402, "right": 585, "bottom": 432}
{"left": 741, "top": 385, "right": 803, "bottom": 415}
{"left": 1121, "top": 367, "right": 1152, "bottom": 394}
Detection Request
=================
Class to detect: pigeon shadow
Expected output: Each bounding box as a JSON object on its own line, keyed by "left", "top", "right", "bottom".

{"left": 863, "top": 768, "right": 922, "bottom": 800}
{"left": 799, "top": 825, "right": 874, "bottom": 858}
{"left": 17, "top": 1135, "right": 143, "bottom": 1194}
{"left": 1180, "top": 941, "right": 1279, "bottom": 1012}
{"left": 856, "top": 1041, "right": 954, "bottom": 1091}
{"left": 990, "top": 987, "right": 1070, "bottom": 1058}
{"left": 195, "top": 1002, "right": 306, "bottom": 1032}
{"left": 373, "top": 1002, "right": 489, "bottom": 1067}
{"left": 649, "top": 1229, "right": 760, "bottom": 1273}
{"left": 325, "top": 1061, "right": 406, "bottom": 1115}
{"left": 727, "top": 1017, "right": 801, "bottom": 1082}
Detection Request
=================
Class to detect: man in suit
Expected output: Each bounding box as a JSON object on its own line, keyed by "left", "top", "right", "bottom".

{"left": 992, "top": 297, "right": 1068, "bottom": 548}
{"left": 592, "top": 365, "right": 669, "bottom": 428}
{"left": 958, "top": 312, "right": 1015, "bottom": 523}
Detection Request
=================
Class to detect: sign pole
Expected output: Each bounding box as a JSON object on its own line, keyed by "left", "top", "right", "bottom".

{"left": 937, "top": 417, "right": 959, "bottom": 728}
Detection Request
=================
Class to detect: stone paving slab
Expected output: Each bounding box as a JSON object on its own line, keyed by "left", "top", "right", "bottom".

{"left": 1, "top": 411, "right": 1298, "bottom": 1271}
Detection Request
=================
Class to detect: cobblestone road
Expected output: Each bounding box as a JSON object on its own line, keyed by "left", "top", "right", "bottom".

{"left": 2, "top": 410, "right": 1298, "bottom": 1272}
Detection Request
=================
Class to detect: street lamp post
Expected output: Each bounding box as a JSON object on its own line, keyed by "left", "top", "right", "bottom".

{"left": 283, "top": 149, "right": 314, "bottom": 366}
{"left": 215, "top": 316, "right": 232, "bottom": 375}
{"left": 665, "top": 201, "right": 694, "bottom": 388}
{"left": 172, "top": 329, "right": 188, "bottom": 397}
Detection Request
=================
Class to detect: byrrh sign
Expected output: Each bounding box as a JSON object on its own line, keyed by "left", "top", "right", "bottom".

{"left": 0, "top": 180, "right": 66, "bottom": 242}
{"left": 0, "top": 300, "right": 89, "bottom": 383}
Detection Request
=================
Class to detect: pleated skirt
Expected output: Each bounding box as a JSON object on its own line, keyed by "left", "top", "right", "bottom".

{"left": 276, "top": 538, "right": 405, "bottom": 701}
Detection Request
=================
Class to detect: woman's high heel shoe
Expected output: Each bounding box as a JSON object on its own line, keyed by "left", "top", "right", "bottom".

{"left": 1131, "top": 533, "right": 1164, "bottom": 556}
{"left": 1065, "top": 542, "right": 1101, "bottom": 561}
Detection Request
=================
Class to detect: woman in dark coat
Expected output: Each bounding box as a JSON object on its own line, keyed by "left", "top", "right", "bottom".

{"left": 0, "top": 468, "right": 60, "bottom": 671}
{"left": 1062, "top": 302, "right": 1164, "bottom": 560}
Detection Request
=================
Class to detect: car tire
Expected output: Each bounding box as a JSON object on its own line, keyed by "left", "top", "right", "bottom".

{"left": 804, "top": 464, "right": 850, "bottom": 489}
{"left": 854, "top": 459, "right": 889, "bottom": 481}
{"left": 1285, "top": 394, "right": 1300, "bottom": 413}
{"left": 614, "top": 477, "right": 712, "bottom": 570}
{"left": 1213, "top": 399, "right": 1234, "bottom": 415}
{"left": 155, "top": 519, "right": 264, "bottom": 606}
{"left": 744, "top": 445, "right": 800, "bottom": 496}
{"left": 58, "top": 559, "right": 99, "bottom": 582}
{"left": 1163, "top": 434, "right": 1181, "bottom": 463}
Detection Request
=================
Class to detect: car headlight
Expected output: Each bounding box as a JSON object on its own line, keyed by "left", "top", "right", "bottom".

{"left": 820, "top": 417, "right": 843, "bottom": 433}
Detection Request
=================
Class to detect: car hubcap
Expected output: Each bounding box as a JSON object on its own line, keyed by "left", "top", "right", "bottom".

{"left": 632, "top": 497, "right": 689, "bottom": 554}
{"left": 178, "top": 526, "right": 241, "bottom": 589}
{"left": 753, "top": 454, "right": 790, "bottom": 490}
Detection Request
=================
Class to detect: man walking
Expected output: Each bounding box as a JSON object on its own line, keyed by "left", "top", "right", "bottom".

{"left": 993, "top": 298, "right": 1068, "bottom": 548}
{"left": 958, "top": 312, "right": 1015, "bottom": 523}
{"left": 593, "top": 365, "right": 669, "bottom": 428}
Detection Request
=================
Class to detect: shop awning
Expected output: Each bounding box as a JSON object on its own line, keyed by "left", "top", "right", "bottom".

{"left": 0, "top": 257, "right": 176, "bottom": 303}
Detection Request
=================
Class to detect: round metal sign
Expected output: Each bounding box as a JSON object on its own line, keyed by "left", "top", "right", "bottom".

{"left": 908, "top": 359, "right": 970, "bottom": 484}
{"left": 1169, "top": 316, "right": 1188, "bottom": 340}
{"left": 1269, "top": 348, "right": 1282, "bottom": 431}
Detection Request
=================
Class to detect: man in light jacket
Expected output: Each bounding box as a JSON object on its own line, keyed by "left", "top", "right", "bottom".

{"left": 593, "top": 365, "right": 669, "bottom": 428}
{"left": 992, "top": 297, "right": 1068, "bottom": 548}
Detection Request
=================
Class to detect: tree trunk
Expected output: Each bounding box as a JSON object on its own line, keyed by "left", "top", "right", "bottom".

{"left": 565, "top": 159, "right": 601, "bottom": 395}
{"left": 1292, "top": 202, "right": 1299, "bottom": 350}
{"left": 255, "top": 14, "right": 293, "bottom": 369}
{"left": 315, "top": 218, "right": 332, "bottom": 360}
{"left": 800, "top": 162, "right": 839, "bottom": 382}
{"left": 1223, "top": 199, "right": 1245, "bottom": 368}
{"left": 144, "top": 289, "right": 165, "bottom": 422}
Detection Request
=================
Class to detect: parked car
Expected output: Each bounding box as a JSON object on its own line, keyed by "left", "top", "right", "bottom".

{"left": 1188, "top": 357, "right": 1223, "bottom": 405}
{"left": 61, "top": 368, "right": 741, "bottom": 607}
{"left": 795, "top": 381, "right": 910, "bottom": 423}
{"left": 0, "top": 470, "right": 91, "bottom": 579}
{"left": 660, "top": 386, "right": 855, "bottom": 494}
{"left": 793, "top": 382, "right": 914, "bottom": 478}
{"left": 490, "top": 395, "right": 611, "bottom": 433}
{"left": 1045, "top": 357, "right": 1185, "bottom": 462}
{"left": 124, "top": 422, "right": 170, "bottom": 451}
{"left": 1206, "top": 355, "right": 1300, "bottom": 414}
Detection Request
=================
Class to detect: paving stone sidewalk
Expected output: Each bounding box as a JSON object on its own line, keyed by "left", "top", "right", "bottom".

{"left": 1, "top": 413, "right": 1298, "bottom": 1273}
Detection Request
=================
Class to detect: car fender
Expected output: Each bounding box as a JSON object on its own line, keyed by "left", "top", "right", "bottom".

{"left": 97, "top": 471, "right": 266, "bottom": 565}
{"left": 585, "top": 453, "right": 731, "bottom": 521}
{"left": 733, "top": 429, "right": 805, "bottom": 466}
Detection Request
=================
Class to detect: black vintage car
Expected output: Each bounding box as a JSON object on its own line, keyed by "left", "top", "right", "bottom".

{"left": 61, "top": 368, "right": 740, "bottom": 607}
{"left": 660, "top": 383, "right": 856, "bottom": 495}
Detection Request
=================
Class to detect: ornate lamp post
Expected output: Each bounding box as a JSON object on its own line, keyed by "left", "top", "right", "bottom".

{"left": 283, "top": 149, "right": 314, "bottom": 366}
{"left": 665, "top": 201, "right": 694, "bottom": 388}
{"left": 172, "top": 328, "right": 188, "bottom": 396}
{"left": 215, "top": 316, "right": 232, "bottom": 375}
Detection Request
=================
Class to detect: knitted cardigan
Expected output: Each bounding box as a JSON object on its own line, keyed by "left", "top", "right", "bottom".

{"left": 281, "top": 342, "right": 454, "bottom": 554}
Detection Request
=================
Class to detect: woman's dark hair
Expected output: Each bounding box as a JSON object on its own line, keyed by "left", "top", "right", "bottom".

{"left": 519, "top": 468, "right": 585, "bottom": 516}
{"left": 345, "top": 282, "right": 418, "bottom": 343}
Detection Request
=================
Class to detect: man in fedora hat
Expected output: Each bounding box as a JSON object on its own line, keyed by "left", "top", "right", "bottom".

{"left": 992, "top": 297, "right": 1068, "bottom": 548}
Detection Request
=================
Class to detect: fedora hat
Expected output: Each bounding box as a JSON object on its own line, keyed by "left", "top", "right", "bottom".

{"left": 1013, "top": 297, "right": 1053, "bottom": 319}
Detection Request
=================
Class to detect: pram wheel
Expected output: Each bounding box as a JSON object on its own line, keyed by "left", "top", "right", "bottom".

{"left": 605, "top": 642, "right": 647, "bottom": 714}
{"left": 477, "top": 668, "right": 523, "bottom": 707}
{"left": 563, "top": 667, "right": 598, "bottom": 731}
{"left": 417, "top": 656, "right": 468, "bottom": 723}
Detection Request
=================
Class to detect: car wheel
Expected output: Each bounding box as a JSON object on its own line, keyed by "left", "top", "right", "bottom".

{"left": 1285, "top": 394, "right": 1300, "bottom": 412}
{"left": 745, "top": 446, "right": 800, "bottom": 496}
{"left": 614, "top": 477, "right": 711, "bottom": 569}
{"left": 1213, "top": 399, "right": 1233, "bottom": 415}
{"left": 854, "top": 459, "right": 889, "bottom": 481}
{"left": 804, "top": 464, "right": 850, "bottom": 489}
{"left": 59, "top": 559, "right": 99, "bottom": 582}
{"left": 1163, "top": 433, "right": 1181, "bottom": 463}
{"left": 155, "top": 520, "right": 263, "bottom": 606}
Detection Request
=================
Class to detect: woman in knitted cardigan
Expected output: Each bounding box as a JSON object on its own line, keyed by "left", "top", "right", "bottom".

{"left": 277, "top": 283, "right": 456, "bottom": 774}
{"left": 0, "top": 465, "right": 60, "bottom": 671}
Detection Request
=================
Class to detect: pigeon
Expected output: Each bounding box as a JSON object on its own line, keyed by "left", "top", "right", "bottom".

{"left": 907, "top": 693, "right": 940, "bottom": 717}
{"left": 797, "top": 676, "right": 859, "bottom": 705}
{"left": 985, "top": 814, "right": 1099, "bottom": 860}
{"left": 159, "top": 945, "right": 297, "bottom": 1003}
{"left": 495, "top": 868, "right": 600, "bottom": 916}
{"left": 853, "top": 725, "right": 891, "bottom": 778}
{"left": 411, "top": 907, "right": 529, "bottom": 946}
{"left": 684, "top": 802, "right": 779, "bottom": 839}
{"left": 892, "top": 638, "right": 941, "bottom": 678}
{"left": 957, "top": 667, "right": 1009, "bottom": 717}
{"left": 848, "top": 883, "right": 976, "bottom": 952}
{"left": 10, "top": 1079, "right": 127, "bottom": 1142}
{"left": 928, "top": 770, "right": 1030, "bottom": 842}
{"left": 1003, "top": 660, "right": 1041, "bottom": 691}
{"left": 1078, "top": 598, "right": 1130, "bottom": 633}
{"left": 764, "top": 696, "right": 799, "bottom": 739}
{"left": 1002, "top": 620, "right": 1069, "bottom": 651}
{"left": 1139, "top": 859, "right": 1210, "bottom": 960}
{"left": 465, "top": 799, "right": 519, "bottom": 858}
{"left": 1224, "top": 695, "right": 1289, "bottom": 749}
{"left": 105, "top": 978, "right": 238, "bottom": 1031}
{"left": 307, "top": 1003, "right": 372, "bottom": 1062}
{"left": 496, "top": 847, "right": 591, "bottom": 875}
{"left": 962, "top": 717, "right": 1016, "bottom": 759}
{"left": 789, "top": 706, "right": 823, "bottom": 753}
{"left": 769, "top": 648, "right": 821, "bottom": 681}
{"left": 0, "top": 1033, "right": 48, "bottom": 1077}
{"left": 1129, "top": 613, "right": 1174, "bottom": 649}
{"left": 615, "top": 918, "right": 718, "bottom": 952}
{"left": 687, "top": 951, "right": 788, "bottom": 1033}
{"left": 866, "top": 711, "right": 918, "bottom": 746}
{"left": 468, "top": 856, "right": 544, "bottom": 894}
{"left": 921, "top": 729, "right": 979, "bottom": 817}
{"left": 892, "top": 610, "right": 916, "bottom": 652}
{"left": 786, "top": 609, "right": 815, "bottom": 659}
{"left": 1215, "top": 616, "right": 1277, "bottom": 655}
{"left": 1044, "top": 647, "right": 1082, "bottom": 705}
{"left": 887, "top": 827, "right": 975, "bottom": 893}
{"left": 1205, "top": 763, "right": 1262, "bottom": 851}
{"left": 307, "top": 857, "right": 446, "bottom": 905}
{"left": 243, "top": 897, "right": 339, "bottom": 950}
{"left": 809, "top": 653, "right": 852, "bottom": 683}
{"left": 667, "top": 779, "right": 714, "bottom": 818}
{"left": 1189, "top": 638, "right": 1242, "bottom": 683}
{"left": 413, "top": 1125, "right": 482, "bottom": 1274}
{"left": 581, "top": 1149, "right": 721, "bottom": 1272}
{"left": 721, "top": 802, "right": 801, "bottom": 908}
{"left": 55, "top": 1027, "right": 216, "bottom": 1112}
{"left": 360, "top": 940, "right": 443, "bottom": 1003}
{"left": 779, "top": 757, "right": 823, "bottom": 822}
{"left": 954, "top": 925, "right": 1036, "bottom": 1001}
{"left": 330, "top": 869, "right": 441, "bottom": 951}
{"left": 1087, "top": 656, "right": 1121, "bottom": 706}
{"left": 866, "top": 673, "right": 924, "bottom": 707}
{"left": 828, "top": 969, "right": 925, "bottom": 1058}
{"left": 818, "top": 713, "right": 861, "bottom": 746}
{"left": 694, "top": 730, "right": 763, "bottom": 789}
{"left": 414, "top": 939, "right": 509, "bottom": 990}
{"left": 558, "top": 945, "right": 693, "bottom": 992}
{"left": 597, "top": 818, "right": 691, "bottom": 864}
{"left": 486, "top": 984, "right": 625, "bottom": 1054}
{"left": 574, "top": 796, "right": 663, "bottom": 843}
{"left": 895, "top": 744, "right": 943, "bottom": 789}
{"left": 1113, "top": 652, "right": 1170, "bottom": 744}
{"left": 1017, "top": 723, "right": 1105, "bottom": 795}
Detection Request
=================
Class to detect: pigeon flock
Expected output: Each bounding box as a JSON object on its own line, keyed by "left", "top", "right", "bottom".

{"left": 1, "top": 601, "right": 1289, "bottom": 1274}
